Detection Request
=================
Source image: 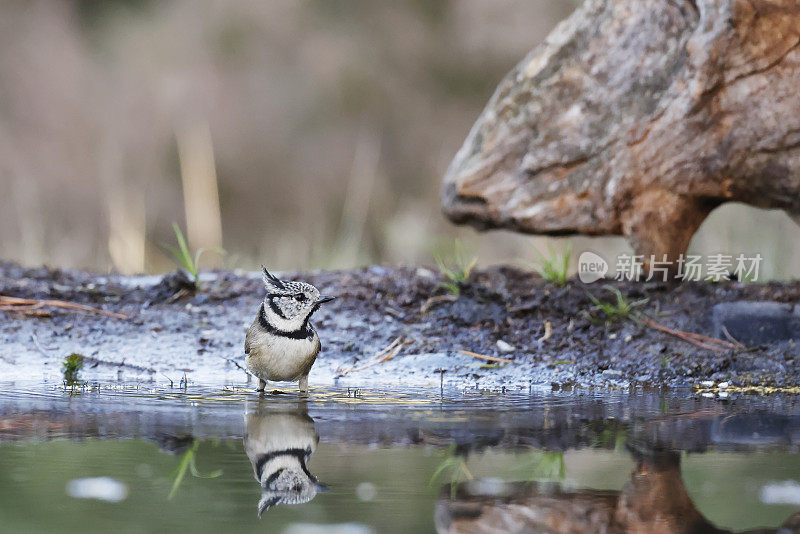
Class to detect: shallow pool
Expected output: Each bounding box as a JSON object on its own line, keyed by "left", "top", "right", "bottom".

{"left": 1, "top": 383, "right": 799, "bottom": 533}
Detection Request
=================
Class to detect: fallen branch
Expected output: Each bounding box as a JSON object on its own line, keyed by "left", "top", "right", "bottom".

{"left": 0, "top": 295, "right": 128, "bottom": 320}
{"left": 643, "top": 318, "right": 741, "bottom": 352}
{"left": 337, "top": 337, "right": 412, "bottom": 375}
{"left": 29, "top": 335, "right": 155, "bottom": 373}
{"left": 81, "top": 355, "right": 155, "bottom": 373}
{"left": 720, "top": 325, "right": 747, "bottom": 350}
{"left": 458, "top": 349, "right": 512, "bottom": 364}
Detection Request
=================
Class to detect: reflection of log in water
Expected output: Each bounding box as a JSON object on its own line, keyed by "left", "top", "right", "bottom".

{"left": 435, "top": 451, "right": 800, "bottom": 534}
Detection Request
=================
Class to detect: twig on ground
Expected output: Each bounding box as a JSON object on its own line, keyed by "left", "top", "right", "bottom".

{"left": 420, "top": 294, "right": 458, "bottom": 314}
{"left": 720, "top": 325, "right": 747, "bottom": 349}
{"left": 337, "top": 337, "right": 412, "bottom": 375}
{"left": 458, "top": 349, "right": 512, "bottom": 364}
{"left": 384, "top": 307, "right": 404, "bottom": 318}
{"left": 33, "top": 334, "right": 155, "bottom": 373}
{"left": 29, "top": 334, "right": 153, "bottom": 372}
{"left": 643, "top": 318, "right": 741, "bottom": 352}
{"left": 81, "top": 356, "right": 156, "bottom": 373}
{"left": 0, "top": 295, "right": 128, "bottom": 320}
{"left": 219, "top": 355, "right": 248, "bottom": 373}
{"left": 538, "top": 321, "right": 552, "bottom": 343}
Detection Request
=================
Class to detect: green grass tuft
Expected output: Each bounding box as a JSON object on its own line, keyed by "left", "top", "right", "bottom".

{"left": 533, "top": 243, "right": 571, "bottom": 287}
{"left": 586, "top": 285, "right": 648, "bottom": 323}
{"left": 62, "top": 353, "right": 84, "bottom": 386}
{"left": 433, "top": 240, "right": 477, "bottom": 296}
{"left": 166, "top": 222, "right": 225, "bottom": 285}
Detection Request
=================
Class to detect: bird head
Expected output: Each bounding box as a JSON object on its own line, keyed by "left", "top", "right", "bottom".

{"left": 261, "top": 267, "right": 335, "bottom": 331}
{"left": 257, "top": 467, "right": 328, "bottom": 517}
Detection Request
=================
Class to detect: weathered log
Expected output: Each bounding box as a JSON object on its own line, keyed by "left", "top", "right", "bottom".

{"left": 442, "top": 0, "right": 800, "bottom": 268}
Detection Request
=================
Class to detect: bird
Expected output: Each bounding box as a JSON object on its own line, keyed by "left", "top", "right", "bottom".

{"left": 245, "top": 267, "right": 335, "bottom": 393}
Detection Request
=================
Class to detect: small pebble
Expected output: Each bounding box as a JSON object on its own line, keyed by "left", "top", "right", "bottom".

{"left": 700, "top": 380, "right": 715, "bottom": 388}
{"left": 496, "top": 340, "right": 515, "bottom": 353}
{"left": 718, "top": 381, "right": 729, "bottom": 389}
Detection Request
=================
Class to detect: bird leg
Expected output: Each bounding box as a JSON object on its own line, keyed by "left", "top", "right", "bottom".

{"left": 257, "top": 378, "right": 266, "bottom": 392}
{"left": 298, "top": 376, "right": 309, "bottom": 394}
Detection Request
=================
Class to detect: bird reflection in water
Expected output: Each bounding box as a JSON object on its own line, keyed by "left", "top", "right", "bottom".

{"left": 243, "top": 398, "right": 327, "bottom": 517}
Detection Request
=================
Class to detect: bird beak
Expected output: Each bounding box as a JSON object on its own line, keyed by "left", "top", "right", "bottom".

{"left": 316, "top": 296, "right": 335, "bottom": 305}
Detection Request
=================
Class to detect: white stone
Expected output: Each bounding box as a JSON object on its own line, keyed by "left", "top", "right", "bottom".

{"left": 496, "top": 340, "right": 515, "bottom": 353}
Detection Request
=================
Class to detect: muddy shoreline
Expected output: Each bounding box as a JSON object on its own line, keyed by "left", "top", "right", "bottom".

{"left": 1, "top": 261, "right": 799, "bottom": 390}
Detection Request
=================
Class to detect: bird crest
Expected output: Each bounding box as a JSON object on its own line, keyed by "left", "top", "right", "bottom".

{"left": 261, "top": 266, "right": 286, "bottom": 293}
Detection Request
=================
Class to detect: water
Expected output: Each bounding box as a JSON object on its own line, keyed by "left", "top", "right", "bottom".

{"left": 1, "top": 383, "right": 800, "bottom": 533}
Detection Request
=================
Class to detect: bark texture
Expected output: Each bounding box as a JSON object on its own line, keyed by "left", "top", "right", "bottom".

{"left": 442, "top": 0, "right": 800, "bottom": 266}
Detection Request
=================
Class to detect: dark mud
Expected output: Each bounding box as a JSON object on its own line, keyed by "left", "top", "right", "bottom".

{"left": 1, "top": 261, "right": 799, "bottom": 389}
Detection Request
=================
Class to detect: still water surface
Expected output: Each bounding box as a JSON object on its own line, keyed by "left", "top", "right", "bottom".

{"left": 1, "top": 383, "right": 800, "bottom": 533}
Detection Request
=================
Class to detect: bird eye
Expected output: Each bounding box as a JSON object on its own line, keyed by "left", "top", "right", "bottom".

{"left": 294, "top": 294, "right": 306, "bottom": 302}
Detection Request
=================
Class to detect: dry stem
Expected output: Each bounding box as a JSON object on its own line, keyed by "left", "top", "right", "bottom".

{"left": 643, "top": 318, "right": 741, "bottom": 352}
{"left": 458, "top": 349, "right": 512, "bottom": 364}
{"left": 0, "top": 295, "right": 128, "bottom": 320}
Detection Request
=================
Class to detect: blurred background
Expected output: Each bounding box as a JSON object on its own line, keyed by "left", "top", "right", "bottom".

{"left": 1, "top": 0, "right": 799, "bottom": 278}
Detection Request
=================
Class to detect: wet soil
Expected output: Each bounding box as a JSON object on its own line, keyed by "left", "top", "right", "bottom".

{"left": 1, "top": 261, "right": 799, "bottom": 389}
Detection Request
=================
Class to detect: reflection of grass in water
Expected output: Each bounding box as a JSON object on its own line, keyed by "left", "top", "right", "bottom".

{"left": 430, "top": 445, "right": 472, "bottom": 498}
{"left": 523, "top": 451, "right": 565, "bottom": 482}
{"left": 168, "top": 440, "right": 223, "bottom": 500}
{"left": 592, "top": 427, "right": 627, "bottom": 452}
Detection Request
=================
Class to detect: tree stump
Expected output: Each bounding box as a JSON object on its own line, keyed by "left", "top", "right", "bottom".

{"left": 442, "top": 0, "right": 800, "bottom": 269}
